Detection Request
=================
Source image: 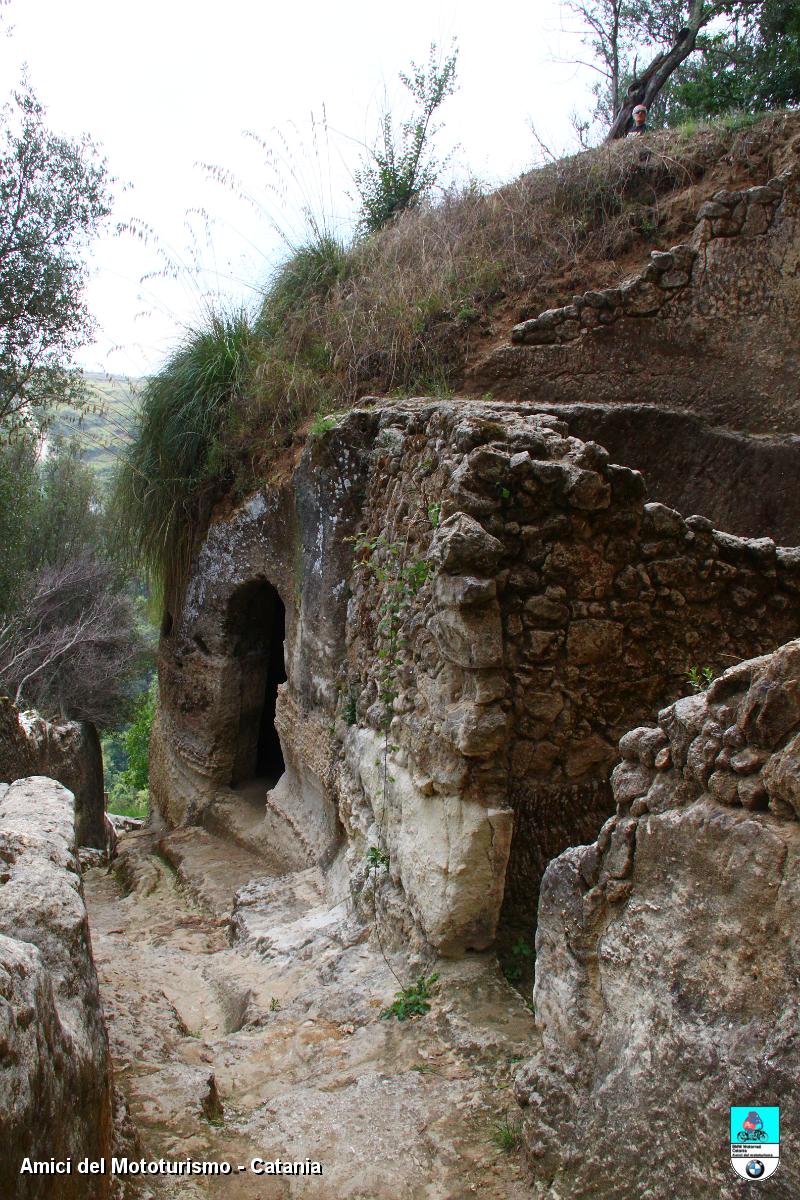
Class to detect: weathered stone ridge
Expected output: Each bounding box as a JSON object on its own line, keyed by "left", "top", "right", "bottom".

{"left": 0, "top": 778, "right": 113, "bottom": 1200}
{"left": 531, "top": 403, "right": 800, "bottom": 546}
{"left": 152, "top": 398, "right": 800, "bottom": 956}
{"left": 0, "top": 700, "right": 107, "bottom": 850}
{"left": 515, "top": 639, "right": 800, "bottom": 1198}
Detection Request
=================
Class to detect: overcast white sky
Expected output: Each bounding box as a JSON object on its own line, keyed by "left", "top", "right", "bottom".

{"left": 0, "top": 0, "right": 596, "bottom": 377}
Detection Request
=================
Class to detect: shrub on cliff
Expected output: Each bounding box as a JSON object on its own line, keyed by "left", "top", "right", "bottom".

{"left": 112, "top": 307, "right": 252, "bottom": 603}
{"left": 354, "top": 42, "right": 458, "bottom": 233}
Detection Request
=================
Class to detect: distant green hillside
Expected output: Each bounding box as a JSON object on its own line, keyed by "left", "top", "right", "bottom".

{"left": 51, "top": 372, "right": 145, "bottom": 485}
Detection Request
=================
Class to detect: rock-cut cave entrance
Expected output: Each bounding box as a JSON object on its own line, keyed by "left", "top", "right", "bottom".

{"left": 226, "top": 578, "right": 287, "bottom": 789}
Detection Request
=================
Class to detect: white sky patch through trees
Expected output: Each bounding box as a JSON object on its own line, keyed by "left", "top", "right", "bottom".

{"left": 0, "top": 0, "right": 595, "bottom": 377}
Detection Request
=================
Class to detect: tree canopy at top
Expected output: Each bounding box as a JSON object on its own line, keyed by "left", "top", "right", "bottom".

{"left": 0, "top": 81, "right": 112, "bottom": 435}
{"left": 564, "top": 0, "right": 800, "bottom": 138}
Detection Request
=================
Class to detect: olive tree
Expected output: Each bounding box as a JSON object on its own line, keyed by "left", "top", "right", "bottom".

{"left": 0, "top": 81, "right": 111, "bottom": 434}
{"left": 563, "top": 0, "right": 766, "bottom": 138}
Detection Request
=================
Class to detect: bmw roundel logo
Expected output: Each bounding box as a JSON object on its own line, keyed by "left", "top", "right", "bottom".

{"left": 746, "top": 1160, "right": 766, "bottom": 1179}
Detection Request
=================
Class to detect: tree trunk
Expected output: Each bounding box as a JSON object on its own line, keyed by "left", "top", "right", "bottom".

{"left": 606, "top": 2, "right": 705, "bottom": 140}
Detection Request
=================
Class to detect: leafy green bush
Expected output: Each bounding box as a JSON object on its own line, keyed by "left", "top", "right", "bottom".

{"left": 380, "top": 973, "right": 439, "bottom": 1021}
{"left": 502, "top": 936, "right": 534, "bottom": 986}
{"left": 355, "top": 43, "right": 458, "bottom": 234}
{"left": 366, "top": 845, "right": 390, "bottom": 870}
{"left": 122, "top": 678, "right": 158, "bottom": 790}
{"left": 102, "top": 677, "right": 157, "bottom": 817}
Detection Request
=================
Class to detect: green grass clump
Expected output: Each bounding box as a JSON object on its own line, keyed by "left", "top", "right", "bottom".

{"left": 112, "top": 308, "right": 252, "bottom": 604}
{"left": 258, "top": 235, "right": 351, "bottom": 333}
{"left": 687, "top": 664, "right": 714, "bottom": 692}
{"left": 490, "top": 1115, "right": 523, "bottom": 1153}
{"left": 380, "top": 973, "right": 439, "bottom": 1021}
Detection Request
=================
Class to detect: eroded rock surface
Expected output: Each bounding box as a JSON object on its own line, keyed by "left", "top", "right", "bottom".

{"left": 0, "top": 700, "right": 107, "bottom": 849}
{"left": 516, "top": 639, "right": 800, "bottom": 1198}
{"left": 85, "top": 825, "right": 535, "bottom": 1200}
{"left": 152, "top": 398, "right": 800, "bottom": 956}
{"left": 0, "top": 778, "right": 113, "bottom": 1200}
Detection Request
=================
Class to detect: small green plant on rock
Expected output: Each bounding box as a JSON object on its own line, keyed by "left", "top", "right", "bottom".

{"left": 309, "top": 412, "right": 337, "bottom": 437}
{"left": 502, "top": 936, "right": 534, "bottom": 985}
{"left": 687, "top": 664, "right": 714, "bottom": 693}
{"left": 490, "top": 1115, "right": 522, "bottom": 1153}
{"left": 269, "top": 996, "right": 281, "bottom": 1012}
{"left": 366, "top": 845, "right": 390, "bottom": 870}
{"left": 380, "top": 973, "right": 440, "bottom": 1021}
{"left": 343, "top": 687, "right": 358, "bottom": 725}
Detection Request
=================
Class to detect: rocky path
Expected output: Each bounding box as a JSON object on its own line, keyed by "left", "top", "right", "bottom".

{"left": 84, "top": 827, "right": 535, "bottom": 1200}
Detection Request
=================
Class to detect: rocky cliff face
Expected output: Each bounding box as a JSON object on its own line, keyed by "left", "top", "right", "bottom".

{"left": 151, "top": 398, "right": 800, "bottom": 956}
{"left": 516, "top": 639, "right": 800, "bottom": 1198}
{"left": 0, "top": 777, "right": 113, "bottom": 1200}
{"left": 0, "top": 700, "right": 107, "bottom": 850}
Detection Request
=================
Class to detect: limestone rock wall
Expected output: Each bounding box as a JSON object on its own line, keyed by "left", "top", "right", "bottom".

{"left": 516, "top": 639, "right": 800, "bottom": 1198}
{"left": 0, "top": 700, "right": 107, "bottom": 850}
{"left": 0, "top": 778, "right": 113, "bottom": 1200}
{"left": 153, "top": 398, "right": 800, "bottom": 955}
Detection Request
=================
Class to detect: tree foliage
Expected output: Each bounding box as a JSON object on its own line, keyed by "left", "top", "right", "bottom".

{"left": 355, "top": 43, "right": 458, "bottom": 234}
{"left": 0, "top": 554, "right": 146, "bottom": 726}
{"left": 657, "top": 1, "right": 800, "bottom": 123}
{"left": 0, "top": 81, "right": 111, "bottom": 434}
{"left": 565, "top": 1, "right": 791, "bottom": 137}
{"left": 120, "top": 678, "right": 157, "bottom": 791}
{"left": 0, "top": 436, "right": 148, "bottom": 727}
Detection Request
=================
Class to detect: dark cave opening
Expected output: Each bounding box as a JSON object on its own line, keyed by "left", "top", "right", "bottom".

{"left": 226, "top": 578, "right": 287, "bottom": 787}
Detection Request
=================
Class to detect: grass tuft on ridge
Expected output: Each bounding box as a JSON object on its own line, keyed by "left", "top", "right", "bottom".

{"left": 112, "top": 308, "right": 252, "bottom": 606}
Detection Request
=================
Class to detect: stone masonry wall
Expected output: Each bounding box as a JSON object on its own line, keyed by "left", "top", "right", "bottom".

{"left": 515, "top": 640, "right": 800, "bottom": 1198}
{"left": 337, "top": 400, "right": 800, "bottom": 936}
{"left": 472, "top": 150, "right": 800, "bottom": 437}
{"left": 153, "top": 399, "right": 800, "bottom": 955}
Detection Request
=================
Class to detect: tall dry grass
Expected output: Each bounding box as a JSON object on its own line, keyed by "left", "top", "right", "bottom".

{"left": 253, "top": 114, "right": 782, "bottom": 405}
{"left": 118, "top": 113, "right": 789, "bottom": 600}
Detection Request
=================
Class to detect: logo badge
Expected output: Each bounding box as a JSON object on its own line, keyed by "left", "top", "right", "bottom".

{"left": 730, "top": 1107, "right": 780, "bottom": 1181}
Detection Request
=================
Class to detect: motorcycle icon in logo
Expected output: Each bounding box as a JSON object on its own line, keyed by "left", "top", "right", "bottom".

{"left": 738, "top": 1112, "right": 768, "bottom": 1142}
{"left": 730, "top": 1106, "right": 780, "bottom": 1181}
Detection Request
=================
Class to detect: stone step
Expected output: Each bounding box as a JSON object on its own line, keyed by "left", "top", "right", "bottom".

{"left": 230, "top": 865, "right": 369, "bottom": 968}
{"left": 204, "top": 778, "right": 310, "bottom": 873}
{"left": 159, "top": 827, "right": 278, "bottom": 921}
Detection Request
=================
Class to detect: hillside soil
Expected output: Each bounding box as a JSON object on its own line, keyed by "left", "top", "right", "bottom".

{"left": 84, "top": 828, "right": 535, "bottom": 1199}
